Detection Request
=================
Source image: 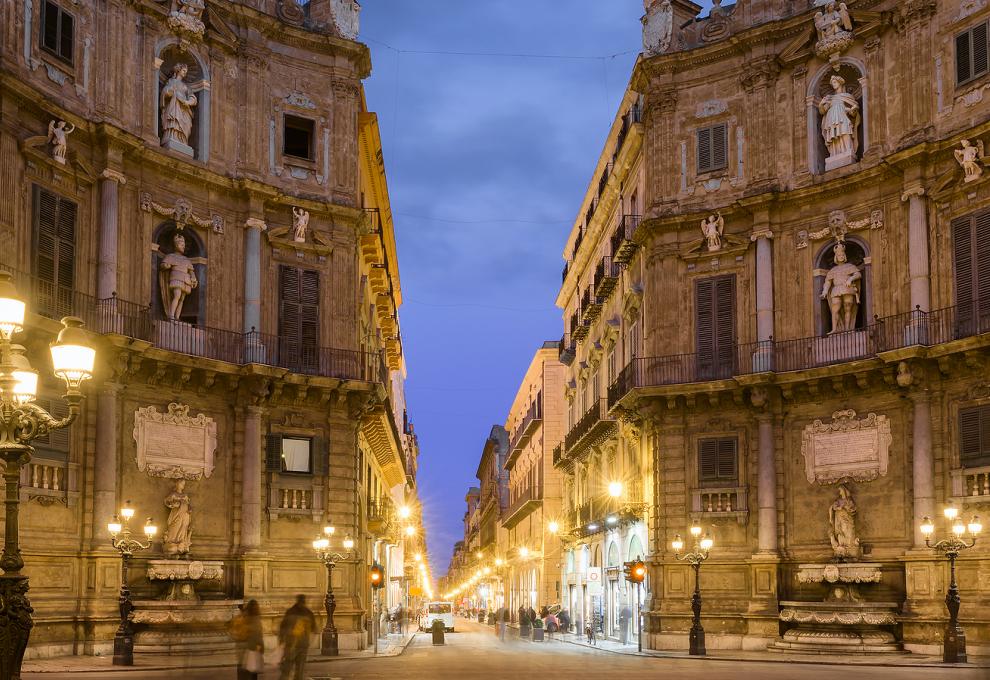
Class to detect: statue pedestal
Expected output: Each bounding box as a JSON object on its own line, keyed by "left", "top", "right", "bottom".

{"left": 813, "top": 330, "right": 867, "bottom": 365}
{"left": 132, "top": 560, "right": 235, "bottom": 657}
{"left": 824, "top": 150, "right": 856, "bottom": 172}
{"left": 154, "top": 320, "right": 206, "bottom": 356}
{"left": 769, "top": 563, "right": 903, "bottom": 655}
{"left": 161, "top": 138, "right": 194, "bottom": 157}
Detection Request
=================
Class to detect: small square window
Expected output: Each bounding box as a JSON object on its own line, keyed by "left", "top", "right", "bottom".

{"left": 696, "top": 123, "right": 728, "bottom": 175}
{"left": 698, "top": 437, "right": 737, "bottom": 487}
{"left": 281, "top": 437, "right": 312, "bottom": 473}
{"left": 956, "top": 21, "right": 989, "bottom": 87}
{"left": 283, "top": 115, "right": 315, "bottom": 161}
{"left": 40, "top": 0, "right": 74, "bottom": 66}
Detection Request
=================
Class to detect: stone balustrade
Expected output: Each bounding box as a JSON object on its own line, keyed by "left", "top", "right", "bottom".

{"left": 951, "top": 465, "right": 990, "bottom": 503}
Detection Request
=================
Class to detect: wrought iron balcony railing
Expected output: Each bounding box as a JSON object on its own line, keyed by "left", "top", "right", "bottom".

{"left": 611, "top": 215, "right": 641, "bottom": 265}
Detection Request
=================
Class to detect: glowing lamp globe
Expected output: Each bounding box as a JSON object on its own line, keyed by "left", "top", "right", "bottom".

{"left": 120, "top": 503, "right": 135, "bottom": 520}
{"left": 920, "top": 517, "right": 934, "bottom": 536}
{"left": 0, "top": 272, "right": 26, "bottom": 338}
{"left": 343, "top": 536, "right": 354, "bottom": 550}
{"left": 700, "top": 534, "right": 714, "bottom": 551}
{"left": 144, "top": 519, "right": 158, "bottom": 538}
{"left": 9, "top": 346, "right": 37, "bottom": 404}
{"left": 671, "top": 534, "right": 684, "bottom": 553}
{"left": 107, "top": 516, "right": 123, "bottom": 536}
{"left": 50, "top": 317, "right": 95, "bottom": 388}
{"left": 968, "top": 516, "right": 982, "bottom": 535}
{"left": 608, "top": 481, "right": 623, "bottom": 498}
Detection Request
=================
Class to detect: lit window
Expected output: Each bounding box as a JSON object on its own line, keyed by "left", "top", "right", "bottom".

{"left": 281, "top": 437, "right": 312, "bottom": 473}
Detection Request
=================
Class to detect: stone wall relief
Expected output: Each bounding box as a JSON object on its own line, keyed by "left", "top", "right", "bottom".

{"left": 642, "top": 0, "right": 673, "bottom": 56}
{"left": 140, "top": 193, "right": 225, "bottom": 234}
{"left": 166, "top": 0, "right": 206, "bottom": 41}
{"left": 800, "top": 409, "right": 891, "bottom": 485}
{"left": 955, "top": 139, "right": 986, "bottom": 183}
{"left": 681, "top": 211, "right": 748, "bottom": 261}
{"left": 132, "top": 402, "right": 218, "bottom": 480}
{"left": 814, "top": 1, "right": 853, "bottom": 66}
{"left": 47, "top": 120, "right": 75, "bottom": 165}
{"left": 265, "top": 207, "right": 333, "bottom": 258}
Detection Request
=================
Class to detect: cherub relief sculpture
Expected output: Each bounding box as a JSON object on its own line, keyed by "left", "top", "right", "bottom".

{"left": 955, "top": 139, "right": 986, "bottom": 183}
{"left": 700, "top": 212, "right": 724, "bottom": 252}
{"left": 292, "top": 207, "right": 310, "bottom": 243}
{"left": 47, "top": 120, "right": 75, "bottom": 165}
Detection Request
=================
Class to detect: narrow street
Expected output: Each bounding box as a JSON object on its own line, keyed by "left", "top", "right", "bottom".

{"left": 23, "top": 617, "right": 990, "bottom": 680}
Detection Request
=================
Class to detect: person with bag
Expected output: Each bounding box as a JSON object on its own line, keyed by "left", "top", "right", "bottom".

{"left": 278, "top": 594, "right": 316, "bottom": 680}
{"left": 230, "top": 600, "right": 264, "bottom": 679}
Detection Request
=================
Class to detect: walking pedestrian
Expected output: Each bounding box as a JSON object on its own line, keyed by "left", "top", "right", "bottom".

{"left": 619, "top": 605, "right": 632, "bottom": 645}
{"left": 585, "top": 623, "right": 596, "bottom": 645}
{"left": 558, "top": 609, "right": 570, "bottom": 634}
{"left": 545, "top": 611, "right": 558, "bottom": 640}
{"left": 230, "top": 600, "right": 264, "bottom": 679}
{"left": 527, "top": 606, "right": 537, "bottom": 627}
{"left": 278, "top": 594, "right": 316, "bottom": 680}
{"left": 497, "top": 607, "right": 507, "bottom": 642}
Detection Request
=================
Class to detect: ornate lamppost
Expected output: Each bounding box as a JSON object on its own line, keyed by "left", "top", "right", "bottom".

{"left": 313, "top": 524, "right": 354, "bottom": 657}
{"left": 107, "top": 502, "right": 157, "bottom": 666}
{"left": 672, "top": 525, "right": 713, "bottom": 656}
{"left": 920, "top": 505, "right": 981, "bottom": 663}
{"left": 0, "top": 271, "right": 95, "bottom": 677}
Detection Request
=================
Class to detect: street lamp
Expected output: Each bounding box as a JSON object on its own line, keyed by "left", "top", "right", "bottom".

{"left": 608, "top": 481, "right": 623, "bottom": 498}
{"left": 108, "top": 502, "right": 157, "bottom": 666}
{"left": 920, "top": 505, "right": 982, "bottom": 663}
{"left": 0, "top": 272, "right": 95, "bottom": 675}
{"left": 313, "top": 524, "right": 354, "bottom": 657}
{"left": 672, "top": 525, "right": 713, "bottom": 656}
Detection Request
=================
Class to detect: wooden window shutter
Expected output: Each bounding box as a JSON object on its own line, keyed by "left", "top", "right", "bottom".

{"left": 300, "top": 269, "right": 320, "bottom": 370}
{"left": 696, "top": 127, "right": 712, "bottom": 174}
{"left": 278, "top": 266, "right": 301, "bottom": 367}
{"left": 716, "top": 438, "right": 737, "bottom": 480}
{"left": 714, "top": 275, "right": 736, "bottom": 376}
{"left": 696, "top": 278, "right": 715, "bottom": 375}
{"left": 960, "top": 406, "right": 990, "bottom": 467}
{"left": 311, "top": 436, "right": 327, "bottom": 477}
{"left": 712, "top": 123, "right": 728, "bottom": 171}
{"left": 953, "top": 215, "right": 975, "bottom": 334}
{"left": 265, "top": 434, "right": 283, "bottom": 472}
{"left": 958, "top": 29, "right": 973, "bottom": 84}
{"left": 699, "top": 439, "right": 718, "bottom": 482}
{"left": 975, "top": 22, "right": 989, "bottom": 81}
{"left": 33, "top": 397, "right": 70, "bottom": 456}
{"left": 33, "top": 186, "right": 76, "bottom": 318}
{"left": 976, "top": 211, "right": 990, "bottom": 332}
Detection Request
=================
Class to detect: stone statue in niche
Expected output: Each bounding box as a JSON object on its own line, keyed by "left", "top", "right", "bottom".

{"left": 828, "top": 484, "right": 861, "bottom": 560}
{"left": 818, "top": 75, "right": 860, "bottom": 171}
{"left": 955, "top": 139, "right": 986, "bottom": 183}
{"left": 642, "top": 0, "right": 673, "bottom": 56}
{"left": 159, "top": 232, "right": 199, "bottom": 321}
{"left": 292, "top": 207, "right": 310, "bottom": 243}
{"left": 700, "top": 212, "right": 724, "bottom": 252}
{"left": 47, "top": 120, "right": 75, "bottom": 165}
{"left": 163, "top": 479, "right": 193, "bottom": 557}
{"left": 820, "top": 241, "right": 861, "bottom": 334}
{"left": 160, "top": 63, "right": 198, "bottom": 154}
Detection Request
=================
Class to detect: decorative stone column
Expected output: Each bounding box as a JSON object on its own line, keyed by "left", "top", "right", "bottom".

{"left": 911, "top": 390, "right": 934, "bottom": 548}
{"left": 92, "top": 383, "right": 122, "bottom": 548}
{"left": 903, "top": 185, "right": 930, "bottom": 312}
{"left": 244, "top": 218, "right": 266, "bottom": 362}
{"left": 751, "top": 222, "right": 774, "bottom": 371}
{"left": 241, "top": 405, "right": 263, "bottom": 551}
{"left": 98, "top": 170, "right": 125, "bottom": 300}
{"left": 756, "top": 413, "right": 777, "bottom": 554}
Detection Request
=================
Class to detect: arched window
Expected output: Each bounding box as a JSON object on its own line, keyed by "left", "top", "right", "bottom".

{"left": 807, "top": 60, "right": 867, "bottom": 174}
{"left": 628, "top": 534, "right": 644, "bottom": 562}
{"left": 152, "top": 223, "right": 207, "bottom": 326}
{"left": 156, "top": 43, "right": 211, "bottom": 161}
{"left": 814, "top": 237, "right": 870, "bottom": 336}
{"left": 606, "top": 541, "right": 619, "bottom": 568}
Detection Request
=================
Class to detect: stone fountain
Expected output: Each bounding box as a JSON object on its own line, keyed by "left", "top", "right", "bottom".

{"left": 770, "top": 485, "right": 902, "bottom": 654}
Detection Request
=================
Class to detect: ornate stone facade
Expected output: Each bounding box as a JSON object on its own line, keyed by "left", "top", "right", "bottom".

{"left": 0, "top": 0, "right": 420, "bottom": 658}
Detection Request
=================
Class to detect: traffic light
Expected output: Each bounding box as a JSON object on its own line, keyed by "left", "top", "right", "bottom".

{"left": 623, "top": 560, "right": 646, "bottom": 584}
{"left": 370, "top": 563, "right": 385, "bottom": 589}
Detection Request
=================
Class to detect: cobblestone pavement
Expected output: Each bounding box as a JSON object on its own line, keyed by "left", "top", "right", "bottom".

{"left": 22, "top": 618, "right": 990, "bottom": 679}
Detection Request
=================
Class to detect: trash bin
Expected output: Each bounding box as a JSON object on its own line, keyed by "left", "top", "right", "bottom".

{"left": 432, "top": 619, "right": 445, "bottom": 646}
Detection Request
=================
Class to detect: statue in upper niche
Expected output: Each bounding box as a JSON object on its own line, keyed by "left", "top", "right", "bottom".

{"left": 820, "top": 241, "right": 861, "bottom": 334}
{"left": 159, "top": 232, "right": 199, "bottom": 322}
{"left": 642, "top": 0, "right": 673, "bottom": 56}
{"left": 160, "top": 63, "right": 198, "bottom": 151}
{"left": 819, "top": 75, "right": 860, "bottom": 171}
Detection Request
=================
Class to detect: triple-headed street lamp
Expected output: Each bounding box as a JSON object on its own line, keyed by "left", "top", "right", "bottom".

{"left": 0, "top": 271, "right": 95, "bottom": 676}
{"left": 312, "top": 524, "right": 355, "bottom": 657}
{"left": 107, "top": 503, "right": 157, "bottom": 666}
{"left": 672, "top": 525, "right": 714, "bottom": 656}
{"left": 920, "top": 504, "right": 982, "bottom": 663}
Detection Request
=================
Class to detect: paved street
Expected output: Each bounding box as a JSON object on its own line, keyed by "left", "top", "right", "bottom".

{"left": 23, "top": 617, "right": 990, "bottom": 680}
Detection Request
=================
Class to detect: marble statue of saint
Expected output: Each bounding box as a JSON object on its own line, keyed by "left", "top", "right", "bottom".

{"left": 820, "top": 241, "right": 861, "bottom": 334}
{"left": 47, "top": 120, "right": 75, "bottom": 165}
{"left": 818, "top": 75, "right": 860, "bottom": 169}
{"left": 163, "top": 479, "right": 193, "bottom": 557}
{"left": 159, "top": 232, "right": 199, "bottom": 321}
{"left": 292, "top": 207, "right": 310, "bottom": 243}
{"left": 160, "top": 63, "right": 198, "bottom": 149}
{"left": 955, "top": 139, "right": 985, "bottom": 183}
{"left": 814, "top": 1, "right": 852, "bottom": 43}
{"left": 700, "top": 212, "right": 724, "bottom": 252}
{"left": 828, "top": 484, "right": 861, "bottom": 560}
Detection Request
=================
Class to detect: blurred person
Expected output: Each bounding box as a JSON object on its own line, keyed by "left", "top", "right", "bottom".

{"left": 278, "top": 594, "right": 316, "bottom": 680}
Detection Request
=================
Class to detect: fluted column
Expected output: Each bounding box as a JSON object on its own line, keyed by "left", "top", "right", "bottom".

{"left": 92, "top": 383, "right": 122, "bottom": 548}
{"left": 756, "top": 413, "right": 777, "bottom": 554}
{"left": 903, "top": 185, "right": 930, "bottom": 312}
{"left": 241, "top": 405, "right": 263, "bottom": 550}
{"left": 243, "top": 218, "right": 266, "bottom": 334}
{"left": 98, "top": 169, "right": 126, "bottom": 300}
{"left": 912, "top": 391, "right": 934, "bottom": 548}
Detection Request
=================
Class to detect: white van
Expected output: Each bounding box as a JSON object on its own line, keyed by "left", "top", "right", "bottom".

{"left": 420, "top": 601, "right": 454, "bottom": 632}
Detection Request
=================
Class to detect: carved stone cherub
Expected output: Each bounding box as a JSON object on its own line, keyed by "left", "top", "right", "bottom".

{"left": 955, "top": 139, "right": 985, "bottom": 183}
{"left": 700, "top": 212, "right": 724, "bottom": 252}
{"left": 47, "top": 120, "right": 75, "bottom": 165}
{"left": 292, "top": 207, "right": 310, "bottom": 243}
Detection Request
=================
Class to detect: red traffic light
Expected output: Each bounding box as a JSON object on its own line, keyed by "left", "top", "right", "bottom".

{"left": 624, "top": 560, "right": 646, "bottom": 584}
{"left": 370, "top": 564, "right": 385, "bottom": 589}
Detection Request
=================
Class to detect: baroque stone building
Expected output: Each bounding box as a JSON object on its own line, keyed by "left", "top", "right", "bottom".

{"left": 556, "top": 0, "right": 990, "bottom": 657}
{"left": 0, "top": 0, "right": 422, "bottom": 658}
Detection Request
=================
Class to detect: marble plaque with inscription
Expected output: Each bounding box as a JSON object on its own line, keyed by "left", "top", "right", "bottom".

{"left": 800, "top": 409, "right": 890, "bottom": 485}
{"left": 133, "top": 403, "right": 217, "bottom": 480}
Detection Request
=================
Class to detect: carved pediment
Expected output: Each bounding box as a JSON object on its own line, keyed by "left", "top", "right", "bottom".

{"left": 265, "top": 226, "right": 333, "bottom": 257}
{"left": 680, "top": 233, "right": 749, "bottom": 261}
{"left": 20, "top": 135, "right": 96, "bottom": 186}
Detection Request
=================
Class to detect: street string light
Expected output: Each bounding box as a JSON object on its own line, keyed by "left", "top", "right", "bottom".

{"left": 920, "top": 505, "right": 981, "bottom": 663}
{"left": 672, "top": 525, "right": 714, "bottom": 656}
{"left": 107, "top": 503, "right": 157, "bottom": 666}
{"left": 0, "top": 271, "right": 95, "bottom": 676}
{"left": 312, "top": 524, "right": 355, "bottom": 657}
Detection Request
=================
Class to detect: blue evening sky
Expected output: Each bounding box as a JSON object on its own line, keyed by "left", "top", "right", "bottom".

{"left": 360, "top": 1, "right": 713, "bottom": 579}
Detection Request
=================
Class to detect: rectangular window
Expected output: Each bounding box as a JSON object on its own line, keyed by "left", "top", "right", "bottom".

{"left": 278, "top": 265, "right": 320, "bottom": 372}
{"left": 695, "top": 275, "right": 736, "bottom": 380}
{"left": 957, "top": 21, "right": 989, "bottom": 86}
{"left": 627, "top": 318, "right": 641, "bottom": 361}
{"left": 265, "top": 434, "right": 321, "bottom": 474}
{"left": 32, "top": 185, "right": 76, "bottom": 318}
{"left": 607, "top": 348, "right": 616, "bottom": 385}
{"left": 960, "top": 405, "right": 990, "bottom": 468}
{"left": 32, "top": 396, "right": 70, "bottom": 458}
{"left": 283, "top": 115, "right": 315, "bottom": 160}
{"left": 281, "top": 437, "right": 312, "bottom": 473}
{"left": 952, "top": 210, "right": 990, "bottom": 336}
{"left": 696, "top": 123, "right": 728, "bottom": 174}
{"left": 40, "top": 0, "right": 74, "bottom": 65}
{"left": 698, "top": 437, "right": 738, "bottom": 487}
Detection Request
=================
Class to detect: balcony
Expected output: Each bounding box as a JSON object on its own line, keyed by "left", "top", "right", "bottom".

{"left": 4, "top": 268, "right": 387, "bottom": 385}
{"left": 608, "top": 304, "right": 990, "bottom": 408}
{"left": 558, "top": 334, "right": 576, "bottom": 365}
{"left": 509, "top": 396, "right": 543, "bottom": 455}
{"left": 951, "top": 465, "right": 990, "bottom": 505}
{"left": 359, "top": 208, "right": 384, "bottom": 266}
{"left": 611, "top": 215, "right": 641, "bottom": 265}
{"left": 690, "top": 486, "right": 748, "bottom": 524}
{"left": 552, "top": 442, "right": 565, "bottom": 467}
{"left": 564, "top": 399, "right": 615, "bottom": 455}
{"left": 502, "top": 484, "right": 543, "bottom": 529}
{"left": 580, "top": 287, "right": 603, "bottom": 325}
{"left": 565, "top": 492, "right": 643, "bottom": 535}
{"left": 593, "top": 256, "right": 620, "bottom": 300}
{"left": 367, "top": 498, "right": 395, "bottom": 535}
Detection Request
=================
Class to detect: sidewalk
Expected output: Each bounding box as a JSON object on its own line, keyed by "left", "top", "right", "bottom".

{"left": 23, "top": 631, "right": 417, "bottom": 674}
{"left": 540, "top": 630, "right": 990, "bottom": 669}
